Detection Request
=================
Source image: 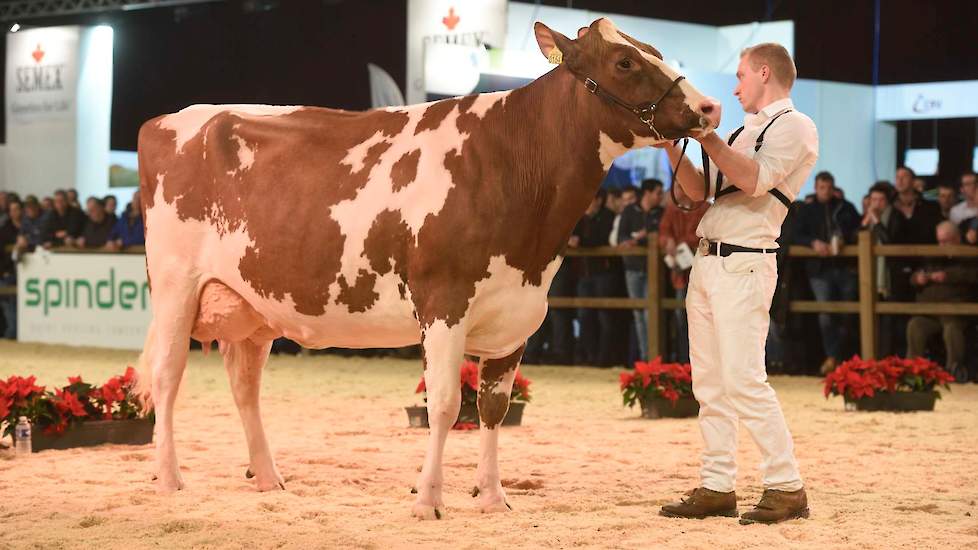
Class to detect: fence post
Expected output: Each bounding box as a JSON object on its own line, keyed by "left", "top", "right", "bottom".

{"left": 646, "top": 232, "right": 662, "bottom": 360}
{"left": 857, "top": 230, "right": 877, "bottom": 359}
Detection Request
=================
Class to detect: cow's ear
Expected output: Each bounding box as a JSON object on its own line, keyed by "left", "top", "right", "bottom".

{"left": 577, "top": 27, "right": 589, "bottom": 39}
{"left": 535, "top": 22, "right": 577, "bottom": 64}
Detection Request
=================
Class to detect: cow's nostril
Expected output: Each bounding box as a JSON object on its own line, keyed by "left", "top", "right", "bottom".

{"left": 700, "top": 103, "right": 713, "bottom": 114}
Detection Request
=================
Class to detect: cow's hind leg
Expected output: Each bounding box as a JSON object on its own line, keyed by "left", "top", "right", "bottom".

{"left": 412, "top": 320, "right": 466, "bottom": 520}
{"left": 222, "top": 338, "right": 284, "bottom": 491}
{"left": 473, "top": 345, "right": 523, "bottom": 513}
{"left": 138, "top": 284, "right": 197, "bottom": 493}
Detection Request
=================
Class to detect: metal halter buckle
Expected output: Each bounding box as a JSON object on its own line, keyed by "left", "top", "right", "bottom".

{"left": 584, "top": 78, "right": 598, "bottom": 93}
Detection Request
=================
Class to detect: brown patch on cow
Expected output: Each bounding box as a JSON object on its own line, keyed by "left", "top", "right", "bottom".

{"left": 137, "top": 107, "right": 409, "bottom": 315}
{"left": 478, "top": 345, "right": 524, "bottom": 429}
{"left": 390, "top": 149, "right": 421, "bottom": 192}
{"left": 336, "top": 269, "right": 380, "bottom": 313}
{"left": 397, "top": 282, "right": 407, "bottom": 300}
{"left": 415, "top": 98, "right": 460, "bottom": 135}
{"left": 363, "top": 209, "right": 411, "bottom": 283}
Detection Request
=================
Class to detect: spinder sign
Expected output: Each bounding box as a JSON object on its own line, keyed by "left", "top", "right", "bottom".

{"left": 6, "top": 26, "right": 78, "bottom": 123}
{"left": 17, "top": 251, "right": 151, "bottom": 350}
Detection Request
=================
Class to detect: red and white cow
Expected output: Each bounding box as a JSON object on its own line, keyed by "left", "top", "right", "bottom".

{"left": 135, "top": 18, "right": 716, "bottom": 519}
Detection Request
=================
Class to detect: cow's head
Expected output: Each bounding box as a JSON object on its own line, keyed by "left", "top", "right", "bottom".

{"left": 535, "top": 18, "right": 717, "bottom": 142}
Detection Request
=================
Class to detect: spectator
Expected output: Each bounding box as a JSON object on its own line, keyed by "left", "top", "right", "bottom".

{"left": 106, "top": 191, "right": 145, "bottom": 250}
{"left": 912, "top": 176, "right": 927, "bottom": 194}
{"left": 572, "top": 189, "right": 619, "bottom": 366}
{"left": 104, "top": 194, "right": 119, "bottom": 226}
{"left": 617, "top": 178, "right": 665, "bottom": 361}
{"left": 966, "top": 218, "right": 978, "bottom": 246}
{"left": 794, "top": 171, "right": 861, "bottom": 374}
{"left": 949, "top": 171, "right": 977, "bottom": 227}
{"left": 906, "top": 221, "right": 977, "bottom": 382}
{"left": 890, "top": 166, "right": 942, "bottom": 246}
{"left": 42, "top": 190, "right": 86, "bottom": 247}
{"left": 658, "top": 186, "right": 708, "bottom": 364}
{"left": 0, "top": 200, "right": 22, "bottom": 339}
{"left": 936, "top": 182, "right": 958, "bottom": 220}
{"left": 77, "top": 198, "right": 114, "bottom": 249}
{"left": 17, "top": 199, "right": 45, "bottom": 251}
{"left": 66, "top": 188, "right": 80, "bottom": 209}
{"left": 0, "top": 192, "right": 8, "bottom": 227}
{"left": 41, "top": 196, "right": 54, "bottom": 213}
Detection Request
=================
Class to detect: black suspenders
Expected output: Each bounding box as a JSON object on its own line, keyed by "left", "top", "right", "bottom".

{"left": 712, "top": 110, "right": 794, "bottom": 209}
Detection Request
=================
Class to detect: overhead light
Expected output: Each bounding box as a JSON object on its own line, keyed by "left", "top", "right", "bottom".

{"left": 10, "top": 23, "right": 20, "bottom": 33}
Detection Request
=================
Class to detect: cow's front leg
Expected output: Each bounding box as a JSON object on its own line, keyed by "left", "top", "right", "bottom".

{"left": 412, "top": 320, "right": 466, "bottom": 520}
{"left": 473, "top": 345, "right": 523, "bottom": 513}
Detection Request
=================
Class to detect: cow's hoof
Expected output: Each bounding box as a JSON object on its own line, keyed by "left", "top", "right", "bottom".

{"left": 470, "top": 486, "right": 480, "bottom": 497}
{"left": 245, "top": 468, "right": 254, "bottom": 479}
{"left": 478, "top": 495, "right": 512, "bottom": 514}
{"left": 255, "top": 476, "right": 286, "bottom": 492}
{"left": 411, "top": 502, "right": 445, "bottom": 520}
{"left": 155, "top": 473, "right": 185, "bottom": 494}
{"left": 410, "top": 487, "right": 418, "bottom": 494}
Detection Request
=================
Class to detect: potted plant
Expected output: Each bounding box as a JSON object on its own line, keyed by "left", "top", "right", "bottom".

{"left": 407, "top": 359, "right": 532, "bottom": 429}
{"left": 823, "top": 356, "right": 954, "bottom": 412}
{"left": 620, "top": 358, "right": 699, "bottom": 419}
{"left": 1, "top": 367, "right": 154, "bottom": 452}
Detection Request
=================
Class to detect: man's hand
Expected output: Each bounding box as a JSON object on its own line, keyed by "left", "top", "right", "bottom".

{"left": 929, "top": 271, "right": 947, "bottom": 284}
{"left": 619, "top": 239, "right": 637, "bottom": 248}
{"left": 912, "top": 270, "right": 929, "bottom": 286}
{"left": 811, "top": 239, "right": 831, "bottom": 256}
{"left": 861, "top": 211, "right": 879, "bottom": 227}
{"left": 665, "top": 238, "right": 678, "bottom": 257}
{"left": 967, "top": 228, "right": 977, "bottom": 245}
{"left": 55, "top": 229, "right": 67, "bottom": 239}
{"left": 702, "top": 100, "right": 721, "bottom": 132}
{"left": 568, "top": 235, "right": 580, "bottom": 248}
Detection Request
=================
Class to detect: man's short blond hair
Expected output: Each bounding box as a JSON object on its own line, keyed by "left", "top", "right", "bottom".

{"left": 741, "top": 43, "right": 797, "bottom": 90}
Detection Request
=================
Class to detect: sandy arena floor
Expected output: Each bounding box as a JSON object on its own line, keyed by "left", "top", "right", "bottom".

{"left": 0, "top": 340, "right": 976, "bottom": 549}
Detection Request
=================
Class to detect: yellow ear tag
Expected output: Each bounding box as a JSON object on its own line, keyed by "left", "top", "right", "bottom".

{"left": 547, "top": 47, "right": 563, "bottom": 65}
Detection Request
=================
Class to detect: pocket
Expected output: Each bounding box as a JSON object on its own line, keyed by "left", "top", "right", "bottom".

{"left": 719, "top": 252, "right": 766, "bottom": 276}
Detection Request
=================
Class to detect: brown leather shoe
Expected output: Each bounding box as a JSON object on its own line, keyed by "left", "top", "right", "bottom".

{"left": 660, "top": 487, "right": 739, "bottom": 519}
{"left": 819, "top": 357, "right": 837, "bottom": 375}
{"left": 739, "top": 488, "right": 810, "bottom": 525}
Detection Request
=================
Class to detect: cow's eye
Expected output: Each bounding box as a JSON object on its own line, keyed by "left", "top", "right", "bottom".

{"left": 617, "top": 58, "right": 633, "bottom": 70}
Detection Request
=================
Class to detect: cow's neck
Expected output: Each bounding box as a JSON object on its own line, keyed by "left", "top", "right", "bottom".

{"left": 500, "top": 66, "right": 637, "bottom": 257}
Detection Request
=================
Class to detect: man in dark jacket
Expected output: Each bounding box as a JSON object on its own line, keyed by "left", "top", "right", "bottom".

{"left": 907, "top": 221, "right": 977, "bottom": 381}
{"left": 793, "top": 171, "right": 861, "bottom": 373}
{"left": 573, "top": 189, "right": 619, "bottom": 366}
{"left": 42, "top": 190, "right": 86, "bottom": 247}
{"left": 616, "top": 178, "right": 664, "bottom": 360}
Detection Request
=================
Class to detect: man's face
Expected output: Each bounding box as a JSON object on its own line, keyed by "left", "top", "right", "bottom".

{"left": 606, "top": 194, "right": 622, "bottom": 214}
{"left": 88, "top": 202, "right": 105, "bottom": 222}
{"left": 53, "top": 194, "right": 66, "bottom": 212}
{"left": 815, "top": 178, "right": 834, "bottom": 203}
{"left": 913, "top": 178, "right": 926, "bottom": 193}
{"left": 937, "top": 225, "right": 960, "bottom": 246}
{"left": 868, "top": 191, "right": 888, "bottom": 215}
{"left": 734, "top": 55, "right": 764, "bottom": 113}
{"left": 643, "top": 187, "right": 664, "bottom": 209}
{"left": 961, "top": 174, "right": 976, "bottom": 201}
{"left": 105, "top": 197, "right": 117, "bottom": 214}
{"left": 9, "top": 202, "right": 22, "bottom": 222}
{"left": 938, "top": 187, "right": 957, "bottom": 212}
{"left": 621, "top": 190, "right": 637, "bottom": 207}
{"left": 894, "top": 168, "right": 913, "bottom": 193}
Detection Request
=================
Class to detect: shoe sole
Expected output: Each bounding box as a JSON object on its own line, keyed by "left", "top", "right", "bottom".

{"left": 659, "top": 508, "right": 740, "bottom": 519}
{"left": 739, "top": 507, "right": 810, "bottom": 525}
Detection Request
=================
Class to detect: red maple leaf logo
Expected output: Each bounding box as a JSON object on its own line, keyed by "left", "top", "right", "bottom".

{"left": 32, "top": 43, "right": 44, "bottom": 63}
{"left": 442, "top": 7, "right": 460, "bottom": 30}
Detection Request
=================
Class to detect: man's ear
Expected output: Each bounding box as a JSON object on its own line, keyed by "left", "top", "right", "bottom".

{"left": 535, "top": 22, "right": 578, "bottom": 64}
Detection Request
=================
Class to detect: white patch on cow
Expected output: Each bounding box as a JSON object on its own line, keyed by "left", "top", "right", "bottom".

{"left": 466, "top": 91, "right": 507, "bottom": 119}
{"left": 598, "top": 131, "right": 629, "bottom": 169}
{"left": 340, "top": 130, "right": 389, "bottom": 174}
{"left": 463, "top": 255, "right": 562, "bottom": 358}
{"left": 159, "top": 104, "right": 303, "bottom": 153}
{"left": 226, "top": 134, "right": 256, "bottom": 176}
{"left": 595, "top": 19, "right": 707, "bottom": 116}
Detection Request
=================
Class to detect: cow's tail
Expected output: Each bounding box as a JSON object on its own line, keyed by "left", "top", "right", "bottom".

{"left": 133, "top": 318, "right": 158, "bottom": 414}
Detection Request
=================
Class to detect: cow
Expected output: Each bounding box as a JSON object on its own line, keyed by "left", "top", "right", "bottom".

{"left": 134, "top": 18, "right": 718, "bottom": 519}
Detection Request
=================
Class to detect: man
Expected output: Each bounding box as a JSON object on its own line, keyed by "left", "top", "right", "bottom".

{"left": 890, "top": 166, "right": 942, "bottom": 246}
{"left": 41, "top": 190, "right": 86, "bottom": 248}
{"left": 794, "top": 172, "right": 861, "bottom": 374}
{"left": 608, "top": 187, "right": 638, "bottom": 247}
{"left": 104, "top": 194, "right": 119, "bottom": 226}
{"left": 0, "top": 199, "right": 22, "bottom": 339}
{"left": 77, "top": 198, "right": 114, "bottom": 249}
{"left": 616, "top": 179, "right": 665, "bottom": 361}
{"left": 906, "top": 221, "right": 977, "bottom": 382}
{"left": 936, "top": 182, "right": 958, "bottom": 221}
{"left": 948, "top": 171, "right": 977, "bottom": 227}
{"left": 658, "top": 189, "right": 708, "bottom": 364}
{"left": 106, "top": 191, "right": 146, "bottom": 251}
{"left": 572, "top": 189, "right": 618, "bottom": 366}
{"left": 659, "top": 43, "right": 816, "bottom": 524}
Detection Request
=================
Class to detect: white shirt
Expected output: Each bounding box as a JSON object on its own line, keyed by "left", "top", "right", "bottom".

{"left": 696, "top": 98, "right": 819, "bottom": 249}
{"left": 609, "top": 214, "right": 622, "bottom": 246}
{"left": 949, "top": 201, "right": 978, "bottom": 226}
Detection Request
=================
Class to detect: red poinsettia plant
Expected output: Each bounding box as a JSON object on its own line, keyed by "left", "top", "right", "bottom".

{"left": 620, "top": 357, "right": 694, "bottom": 407}
{"left": 823, "top": 356, "right": 955, "bottom": 400}
{"left": 1, "top": 367, "right": 150, "bottom": 439}
{"left": 415, "top": 359, "right": 533, "bottom": 407}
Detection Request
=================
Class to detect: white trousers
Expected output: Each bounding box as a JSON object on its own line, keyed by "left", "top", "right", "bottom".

{"left": 686, "top": 250, "right": 803, "bottom": 493}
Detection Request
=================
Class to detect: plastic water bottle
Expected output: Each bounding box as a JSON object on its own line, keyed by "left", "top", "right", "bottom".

{"left": 14, "top": 416, "right": 32, "bottom": 455}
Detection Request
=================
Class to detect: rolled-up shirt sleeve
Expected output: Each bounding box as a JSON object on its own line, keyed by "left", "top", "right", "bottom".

{"left": 751, "top": 115, "right": 819, "bottom": 198}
